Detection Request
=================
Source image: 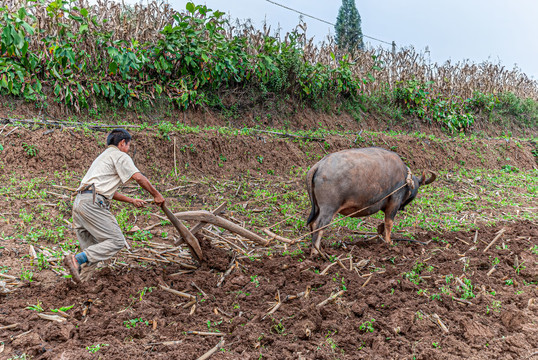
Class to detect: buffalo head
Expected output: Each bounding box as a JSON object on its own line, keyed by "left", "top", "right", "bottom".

{"left": 400, "top": 170, "right": 437, "bottom": 211}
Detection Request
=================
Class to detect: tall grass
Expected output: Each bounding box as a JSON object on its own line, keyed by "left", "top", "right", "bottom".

{"left": 1, "top": 0, "right": 537, "bottom": 130}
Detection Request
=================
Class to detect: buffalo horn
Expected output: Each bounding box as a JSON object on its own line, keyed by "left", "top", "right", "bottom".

{"left": 424, "top": 171, "right": 437, "bottom": 185}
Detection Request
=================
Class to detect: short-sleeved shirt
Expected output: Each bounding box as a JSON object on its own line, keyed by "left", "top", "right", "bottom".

{"left": 77, "top": 146, "right": 140, "bottom": 199}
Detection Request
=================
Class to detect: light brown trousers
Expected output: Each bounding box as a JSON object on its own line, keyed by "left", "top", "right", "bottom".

{"left": 72, "top": 193, "right": 126, "bottom": 263}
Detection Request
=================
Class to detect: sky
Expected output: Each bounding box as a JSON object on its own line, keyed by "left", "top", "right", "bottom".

{"left": 130, "top": 0, "right": 538, "bottom": 80}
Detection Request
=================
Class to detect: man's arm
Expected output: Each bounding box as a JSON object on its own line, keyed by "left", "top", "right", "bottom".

{"left": 112, "top": 191, "right": 146, "bottom": 208}
{"left": 131, "top": 172, "right": 165, "bottom": 206}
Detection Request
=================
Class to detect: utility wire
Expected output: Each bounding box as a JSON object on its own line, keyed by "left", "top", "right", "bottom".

{"left": 264, "top": 0, "right": 393, "bottom": 46}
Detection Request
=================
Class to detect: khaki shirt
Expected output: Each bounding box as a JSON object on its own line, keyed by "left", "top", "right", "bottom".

{"left": 77, "top": 146, "right": 139, "bottom": 199}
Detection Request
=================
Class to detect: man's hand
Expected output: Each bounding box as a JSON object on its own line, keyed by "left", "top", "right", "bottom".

{"left": 154, "top": 193, "right": 165, "bottom": 207}
{"left": 131, "top": 198, "right": 147, "bottom": 208}
{"left": 131, "top": 172, "right": 165, "bottom": 207}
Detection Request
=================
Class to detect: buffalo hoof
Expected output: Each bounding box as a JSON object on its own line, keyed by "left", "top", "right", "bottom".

{"left": 310, "top": 247, "right": 328, "bottom": 260}
{"left": 377, "top": 223, "right": 385, "bottom": 236}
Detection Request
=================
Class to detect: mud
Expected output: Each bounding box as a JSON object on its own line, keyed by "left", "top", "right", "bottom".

{"left": 0, "top": 105, "right": 537, "bottom": 359}
{"left": 1, "top": 222, "right": 537, "bottom": 359}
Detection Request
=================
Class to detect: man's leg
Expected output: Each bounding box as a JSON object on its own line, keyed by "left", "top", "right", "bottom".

{"left": 76, "top": 227, "right": 99, "bottom": 252}
{"left": 74, "top": 195, "right": 126, "bottom": 263}
{"left": 65, "top": 194, "right": 126, "bottom": 282}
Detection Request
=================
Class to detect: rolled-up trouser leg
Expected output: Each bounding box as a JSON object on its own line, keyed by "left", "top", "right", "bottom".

{"left": 72, "top": 193, "right": 125, "bottom": 263}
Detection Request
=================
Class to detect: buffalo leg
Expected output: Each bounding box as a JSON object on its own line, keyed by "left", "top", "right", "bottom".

{"left": 383, "top": 218, "right": 394, "bottom": 245}
{"left": 383, "top": 202, "right": 399, "bottom": 246}
{"left": 310, "top": 208, "right": 335, "bottom": 258}
{"left": 377, "top": 223, "right": 385, "bottom": 237}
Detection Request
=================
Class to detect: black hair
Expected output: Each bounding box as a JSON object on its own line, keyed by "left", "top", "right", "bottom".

{"left": 106, "top": 128, "right": 132, "bottom": 146}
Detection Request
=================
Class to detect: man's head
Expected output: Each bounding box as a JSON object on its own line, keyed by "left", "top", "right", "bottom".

{"left": 107, "top": 128, "right": 132, "bottom": 153}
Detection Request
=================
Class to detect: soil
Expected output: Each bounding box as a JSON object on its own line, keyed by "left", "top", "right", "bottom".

{"left": 0, "top": 126, "right": 536, "bottom": 184}
{"left": 1, "top": 223, "right": 537, "bottom": 359}
{"left": 0, "top": 102, "right": 537, "bottom": 359}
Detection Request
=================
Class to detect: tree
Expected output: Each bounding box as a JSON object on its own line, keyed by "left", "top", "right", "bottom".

{"left": 335, "top": 0, "right": 364, "bottom": 52}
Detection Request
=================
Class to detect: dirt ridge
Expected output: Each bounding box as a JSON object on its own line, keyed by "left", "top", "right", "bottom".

{"left": 1, "top": 127, "right": 536, "bottom": 180}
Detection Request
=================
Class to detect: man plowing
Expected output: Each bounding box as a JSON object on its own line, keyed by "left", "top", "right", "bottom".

{"left": 63, "top": 128, "right": 165, "bottom": 283}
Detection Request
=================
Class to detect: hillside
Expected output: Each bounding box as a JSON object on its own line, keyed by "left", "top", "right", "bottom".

{"left": 0, "top": 114, "right": 537, "bottom": 359}
{"left": 1, "top": 1, "right": 538, "bottom": 359}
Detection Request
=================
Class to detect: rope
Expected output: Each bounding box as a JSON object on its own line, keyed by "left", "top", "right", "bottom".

{"left": 290, "top": 181, "right": 410, "bottom": 244}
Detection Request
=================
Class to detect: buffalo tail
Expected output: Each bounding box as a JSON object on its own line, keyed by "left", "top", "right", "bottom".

{"left": 306, "top": 164, "right": 319, "bottom": 226}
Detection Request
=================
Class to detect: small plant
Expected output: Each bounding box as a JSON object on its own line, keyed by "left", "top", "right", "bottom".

{"left": 22, "top": 143, "right": 39, "bottom": 157}
{"left": 531, "top": 245, "right": 538, "bottom": 255}
{"left": 514, "top": 262, "right": 526, "bottom": 275}
{"left": 440, "top": 286, "right": 451, "bottom": 296}
{"left": 359, "top": 318, "right": 375, "bottom": 333}
{"left": 86, "top": 343, "right": 109, "bottom": 354}
{"left": 33, "top": 252, "right": 50, "bottom": 270}
{"left": 206, "top": 320, "right": 222, "bottom": 332}
{"left": 505, "top": 279, "right": 514, "bottom": 286}
{"left": 50, "top": 305, "right": 74, "bottom": 312}
{"left": 26, "top": 300, "right": 44, "bottom": 312}
{"left": 20, "top": 266, "right": 34, "bottom": 282}
{"left": 123, "top": 318, "right": 149, "bottom": 329}
{"left": 250, "top": 275, "right": 260, "bottom": 288}
{"left": 403, "top": 262, "right": 425, "bottom": 285}
{"left": 501, "top": 165, "right": 519, "bottom": 173}
{"left": 157, "top": 121, "right": 174, "bottom": 140}
{"left": 460, "top": 278, "right": 475, "bottom": 299}
{"left": 6, "top": 354, "right": 31, "bottom": 360}
{"left": 486, "top": 300, "right": 502, "bottom": 315}
{"left": 432, "top": 342, "right": 440, "bottom": 348}
{"left": 138, "top": 287, "right": 155, "bottom": 301}
{"left": 271, "top": 318, "right": 286, "bottom": 335}
{"left": 256, "top": 155, "right": 264, "bottom": 164}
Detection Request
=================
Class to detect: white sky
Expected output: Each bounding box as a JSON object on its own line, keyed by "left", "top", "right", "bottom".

{"left": 134, "top": 0, "right": 538, "bottom": 79}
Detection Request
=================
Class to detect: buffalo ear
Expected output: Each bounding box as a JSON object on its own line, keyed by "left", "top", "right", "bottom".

{"left": 420, "top": 171, "right": 426, "bottom": 186}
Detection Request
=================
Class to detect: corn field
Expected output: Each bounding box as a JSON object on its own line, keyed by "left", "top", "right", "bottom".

{"left": 2, "top": 0, "right": 538, "bottom": 114}
{"left": 230, "top": 19, "right": 538, "bottom": 100}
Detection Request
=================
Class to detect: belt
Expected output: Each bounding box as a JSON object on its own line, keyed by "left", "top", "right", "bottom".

{"left": 78, "top": 189, "right": 105, "bottom": 199}
{"left": 78, "top": 189, "right": 104, "bottom": 196}
{"left": 77, "top": 184, "right": 105, "bottom": 203}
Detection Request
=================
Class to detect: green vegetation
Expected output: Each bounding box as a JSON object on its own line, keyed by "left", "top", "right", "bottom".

{"left": 335, "top": 0, "right": 364, "bottom": 51}
{"left": 25, "top": 299, "right": 43, "bottom": 312}
{"left": 206, "top": 319, "right": 223, "bottom": 332}
{"left": 486, "top": 300, "right": 502, "bottom": 315}
{"left": 50, "top": 305, "right": 74, "bottom": 312}
{"left": 250, "top": 275, "right": 260, "bottom": 288}
{"left": 1, "top": 1, "right": 537, "bottom": 131}
{"left": 21, "top": 142, "right": 38, "bottom": 157}
{"left": 359, "top": 319, "right": 375, "bottom": 333}
{"left": 86, "top": 343, "right": 109, "bottom": 354}
{"left": 123, "top": 318, "right": 149, "bottom": 329}
{"left": 0, "top": 1, "right": 374, "bottom": 114}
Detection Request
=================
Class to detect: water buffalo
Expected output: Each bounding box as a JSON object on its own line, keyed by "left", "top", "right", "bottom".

{"left": 306, "top": 147, "right": 436, "bottom": 256}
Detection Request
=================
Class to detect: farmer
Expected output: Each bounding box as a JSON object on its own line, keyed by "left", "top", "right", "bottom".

{"left": 63, "top": 128, "right": 165, "bottom": 283}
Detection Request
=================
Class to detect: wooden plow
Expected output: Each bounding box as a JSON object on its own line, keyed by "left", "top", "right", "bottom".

{"left": 157, "top": 202, "right": 289, "bottom": 266}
